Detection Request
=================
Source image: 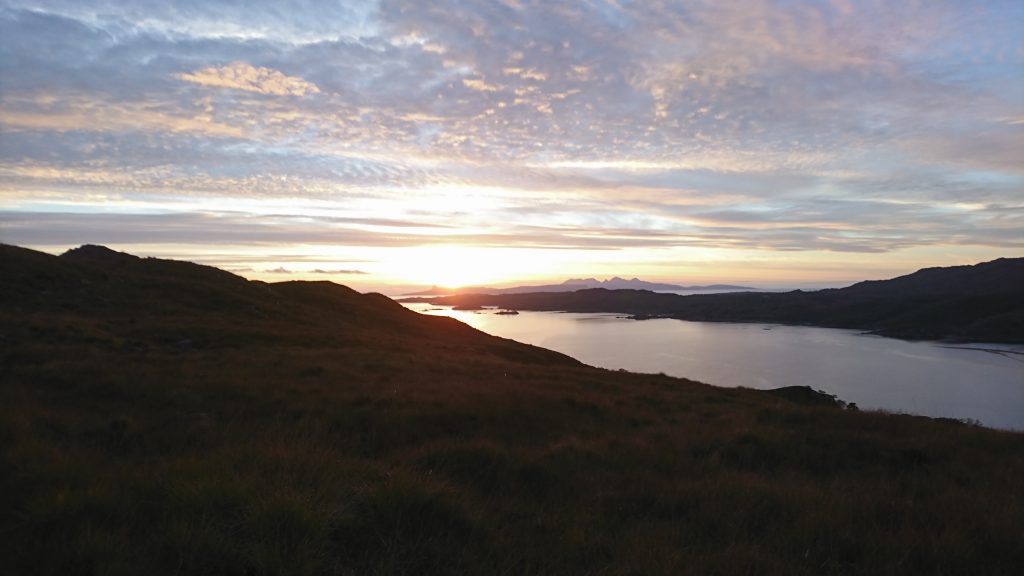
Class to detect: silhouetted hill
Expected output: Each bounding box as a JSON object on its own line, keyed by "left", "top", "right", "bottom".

{"left": 2, "top": 244, "right": 1022, "bottom": 574}
{"left": 407, "top": 258, "right": 1024, "bottom": 342}
{"left": 840, "top": 257, "right": 1024, "bottom": 297}
{"left": 404, "top": 276, "right": 754, "bottom": 296}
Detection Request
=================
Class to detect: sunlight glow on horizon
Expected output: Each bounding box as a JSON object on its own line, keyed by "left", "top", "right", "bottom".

{"left": 1, "top": 1, "right": 1021, "bottom": 287}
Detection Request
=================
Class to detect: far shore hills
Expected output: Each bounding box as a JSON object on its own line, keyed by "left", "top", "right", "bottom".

{"left": 404, "top": 277, "right": 756, "bottom": 296}
{"left": 401, "top": 257, "right": 1024, "bottom": 344}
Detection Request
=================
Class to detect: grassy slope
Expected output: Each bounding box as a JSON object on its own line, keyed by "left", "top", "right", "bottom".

{"left": 1, "top": 245, "right": 1022, "bottom": 575}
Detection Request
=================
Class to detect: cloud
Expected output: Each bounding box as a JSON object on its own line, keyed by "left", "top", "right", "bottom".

{"left": 0, "top": 0, "right": 1022, "bottom": 276}
{"left": 4, "top": 197, "right": 1021, "bottom": 257}
{"left": 1, "top": 0, "right": 379, "bottom": 44}
{"left": 178, "top": 62, "right": 320, "bottom": 96}
{"left": 312, "top": 268, "right": 367, "bottom": 275}
{"left": 461, "top": 77, "right": 500, "bottom": 92}
{"left": 264, "top": 266, "right": 367, "bottom": 275}
{"left": 0, "top": 96, "right": 245, "bottom": 138}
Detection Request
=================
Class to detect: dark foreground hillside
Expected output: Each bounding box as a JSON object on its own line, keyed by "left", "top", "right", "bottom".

{"left": 1, "top": 245, "right": 1022, "bottom": 575}
{"left": 407, "top": 258, "right": 1024, "bottom": 343}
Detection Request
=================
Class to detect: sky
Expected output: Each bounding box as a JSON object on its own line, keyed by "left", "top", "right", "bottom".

{"left": 0, "top": 0, "right": 1021, "bottom": 291}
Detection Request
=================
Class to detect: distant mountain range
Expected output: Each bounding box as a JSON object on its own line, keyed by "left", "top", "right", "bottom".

{"left": 403, "top": 258, "right": 1024, "bottom": 343}
{"left": 404, "top": 277, "right": 755, "bottom": 296}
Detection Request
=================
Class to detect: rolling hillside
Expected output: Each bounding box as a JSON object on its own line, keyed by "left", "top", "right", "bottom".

{"left": 1, "top": 245, "right": 1022, "bottom": 575}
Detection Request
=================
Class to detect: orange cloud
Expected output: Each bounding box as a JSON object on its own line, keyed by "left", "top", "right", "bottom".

{"left": 178, "top": 62, "right": 320, "bottom": 97}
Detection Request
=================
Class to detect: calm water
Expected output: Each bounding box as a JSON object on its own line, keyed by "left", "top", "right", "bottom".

{"left": 404, "top": 303, "right": 1024, "bottom": 430}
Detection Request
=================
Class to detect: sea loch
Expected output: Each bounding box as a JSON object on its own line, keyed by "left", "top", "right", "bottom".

{"left": 407, "top": 304, "right": 1024, "bottom": 430}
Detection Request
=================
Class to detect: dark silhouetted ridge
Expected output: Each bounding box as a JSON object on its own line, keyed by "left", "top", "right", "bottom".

{"left": 1, "top": 243, "right": 577, "bottom": 364}
{"left": 840, "top": 257, "right": 1024, "bottom": 297}
{"left": 61, "top": 244, "right": 139, "bottom": 265}
{"left": 404, "top": 276, "right": 754, "bottom": 296}
{"left": 408, "top": 257, "right": 1024, "bottom": 342}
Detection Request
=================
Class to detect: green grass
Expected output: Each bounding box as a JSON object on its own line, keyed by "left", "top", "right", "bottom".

{"left": 2, "top": 244, "right": 1023, "bottom": 574}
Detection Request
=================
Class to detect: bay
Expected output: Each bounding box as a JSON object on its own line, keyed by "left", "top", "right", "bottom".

{"left": 404, "top": 303, "right": 1024, "bottom": 430}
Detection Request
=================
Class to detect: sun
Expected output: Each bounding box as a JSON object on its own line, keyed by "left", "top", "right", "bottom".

{"left": 387, "top": 245, "right": 555, "bottom": 288}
